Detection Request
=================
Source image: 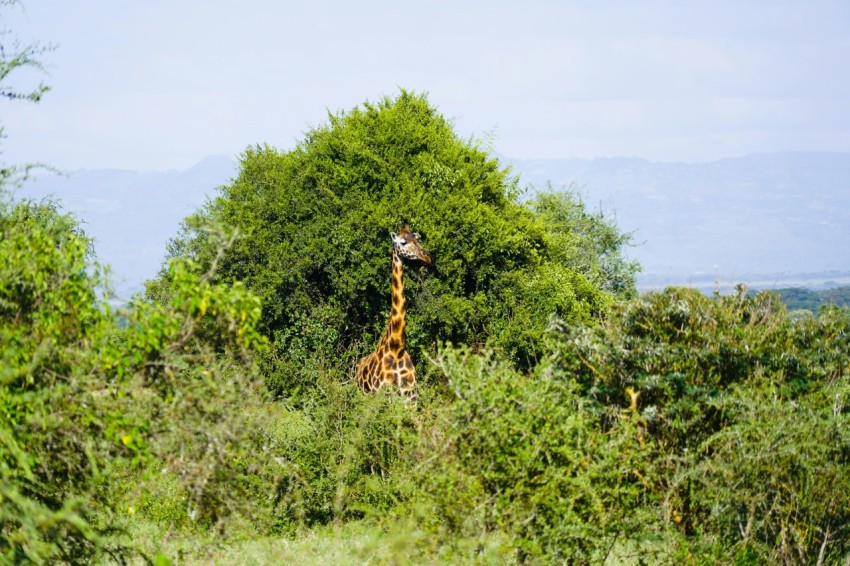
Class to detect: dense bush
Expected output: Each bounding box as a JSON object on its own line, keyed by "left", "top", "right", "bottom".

{"left": 10, "top": 192, "right": 845, "bottom": 564}
{"left": 264, "top": 378, "right": 422, "bottom": 532}
{"left": 0, "top": 194, "right": 278, "bottom": 562}
{"left": 556, "top": 286, "right": 845, "bottom": 451}
{"left": 404, "top": 290, "right": 850, "bottom": 564}
{"left": 418, "top": 347, "right": 656, "bottom": 564}
{"left": 530, "top": 191, "right": 638, "bottom": 298}
{"left": 548, "top": 287, "right": 850, "bottom": 563}
{"left": 3, "top": 87, "right": 642, "bottom": 561}
{"left": 151, "top": 91, "right": 639, "bottom": 399}
{"left": 0, "top": 196, "right": 115, "bottom": 562}
{"left": 681, "top": 369, "right": 850, "bottom": 564}
{"left": 759, "top": 285, "right": 850, "bottom": 312}
{"left": 137, "top": 93, "right": 850, "bottom": 564}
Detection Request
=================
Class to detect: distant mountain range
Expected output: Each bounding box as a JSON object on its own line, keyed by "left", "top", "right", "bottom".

{"left": 17, "top": 151, "right": 850, "bottom": 296}
{"left": 506, "top": 152, "right": 850, "bottom": 290}
{"left": 20, "top": 156, "right": 237, "bottom": 298}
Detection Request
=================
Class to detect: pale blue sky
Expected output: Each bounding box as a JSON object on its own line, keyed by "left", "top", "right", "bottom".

{"left": 2, "top": 0, "right": 849, "bottom": 171}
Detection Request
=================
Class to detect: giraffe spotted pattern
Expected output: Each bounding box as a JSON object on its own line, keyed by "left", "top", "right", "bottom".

{"left": 355, "top": 224, "right": 430, "bottom": 399}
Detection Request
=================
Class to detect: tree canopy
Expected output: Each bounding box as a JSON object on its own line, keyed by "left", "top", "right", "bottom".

{"left": 151, "top": 91, "right": 639, "bottom": 397}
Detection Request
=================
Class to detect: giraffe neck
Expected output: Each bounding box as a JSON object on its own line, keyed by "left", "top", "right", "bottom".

{"left": 382, "top": 246, "right": 406, "bottom": 355}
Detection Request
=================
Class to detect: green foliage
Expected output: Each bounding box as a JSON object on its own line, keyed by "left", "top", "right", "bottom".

{"left": 0, "top": 194, "right": 277, "bottom": 562}
{"left": 379, "top": 290, "right": 850, "bottom": 565}
{"left": 0, "top": 197, "right": 114, "bottom": 563}
{"left": 681, "top": 372, "right": 850, "bottom": 564}
{"left": 759, "top": 285, "right": 850, "bottom": 312}
{"left": 530, "top": 191, "right": 640, "bottom": 298}
{"left": 153, "top": 91, "right": 636, "bottom": 399}
{"left": 109, "top": 252, "right": 278, "bottom": 533}
{"left": 552, "top": 287, "right": 850, "bottom": 563}
{"left": 822, "top": 285, "right": 850, "bottom": 308}
{"left": 556, "top": 287, "right": 842, "bottom": 452}
{"left": 264, "top": 379, "right": 422, "bottom": 531}
{"left": 418, "top": 347, "right": 657, "bottom": 564}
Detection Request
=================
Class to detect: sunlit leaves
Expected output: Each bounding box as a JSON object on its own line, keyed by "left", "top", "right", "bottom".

{"left": 0, "top": 196, "right": 270, "bottom": 562}
{"left": 154, "top": 92, "right": 637, "bottom": 400}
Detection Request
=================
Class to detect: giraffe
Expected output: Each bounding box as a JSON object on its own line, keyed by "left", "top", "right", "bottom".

{"left": 355, "top": 224, "right": 431, "bottom": 399}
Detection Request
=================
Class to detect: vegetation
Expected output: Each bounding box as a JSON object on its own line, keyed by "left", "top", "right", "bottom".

{"left": 150, "top": 92, "right": 639, "bottom": 402}
{"left": 0, "top": 195, "right": 279, "bottom": 562}
{"left": 552, "top": 287, "right": 850, "bottom": 563}
{"left": 3, "top": 8, "right": 850, "bottom": 562}
{"left": 391, "top": 287, "right": 848, "bottom": 564}
{"left": 758, "top": 285, "right": 850, "bottom": 312}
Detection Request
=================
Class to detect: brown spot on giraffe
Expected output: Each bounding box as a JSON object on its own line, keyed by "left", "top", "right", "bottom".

{"left": 355, "top": 224, "right": 430, "bottom": 399}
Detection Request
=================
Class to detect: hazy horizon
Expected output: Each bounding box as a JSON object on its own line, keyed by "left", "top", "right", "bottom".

{"left": 33, "top": 148, "right": 850, "bottom": 176}
{"left": 19, "top": 150, "right": 850, "bottom": 297}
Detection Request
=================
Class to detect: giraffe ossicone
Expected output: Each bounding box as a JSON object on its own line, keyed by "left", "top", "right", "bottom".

{"left": 355, "top": 224, "right": 430, "bottom": 399}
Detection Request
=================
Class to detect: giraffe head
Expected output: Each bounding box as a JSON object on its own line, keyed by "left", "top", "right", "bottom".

{"left": 391, "top": 224, "right": 431, "bottom": 264}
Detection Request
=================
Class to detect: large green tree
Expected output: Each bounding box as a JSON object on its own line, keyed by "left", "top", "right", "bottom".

{"left": 153, "top": 91, "right": 639, "bottom": 397}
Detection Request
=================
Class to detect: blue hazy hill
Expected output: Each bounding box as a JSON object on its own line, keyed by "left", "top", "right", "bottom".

{"left": 507, "top": 152, "right": 850, "bottom": 287}
{"left": 20, "top": 155, "right": 237, "bottom": 298}
{"left": 18, "top": 151, "right": 850, "bottom": 296}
